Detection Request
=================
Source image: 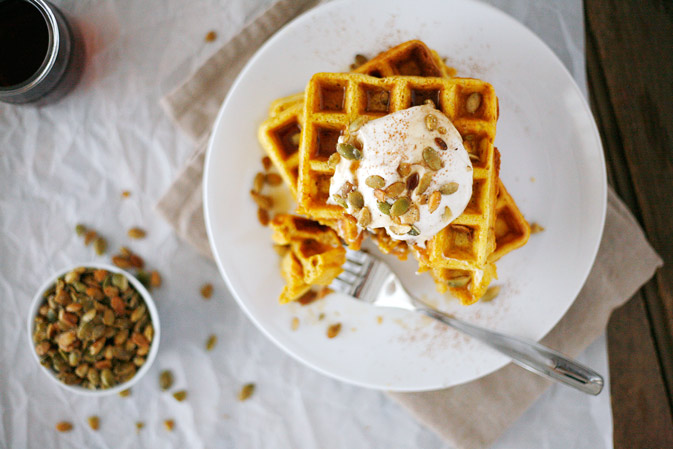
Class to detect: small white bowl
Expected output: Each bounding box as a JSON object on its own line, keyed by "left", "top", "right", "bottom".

{"left": 28, "top": 263, "right": 160, "bottom": 396}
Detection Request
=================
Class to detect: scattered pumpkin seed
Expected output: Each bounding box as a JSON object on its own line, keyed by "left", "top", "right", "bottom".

{"left": 442, "top": 206, "right": 453, "bottom": 221}
{"left": 435, "top": 137, "right": 448, "bottom": 150}
{"left": 425, "top": 114, "right": 438, "bottom": 131}
{"left": 164, "top": 419, "right": 175, "bottom": 432}
{"left": 84, "top": 230, "right": 97, "bottom": 246}
{"left": 438, "top": 126, "right": 447, "bottom": 134}
{"left": 55, "top": 421, "right": 73, "bottom": 432}
{"left": 121, "top": 190, "right": 131, "bottom": 198}
{"left": 416, "top": 173, "right": 433, "bottom": 195}
{"left": 428, "top": 191, "right": 442, "bottom": 213}
{"left": 88, "top": 416, "right": 100, "bottom": 430}
{"left": 469, "top": 152, "right": 480, "bottom": 162}
{"left": 408, "top": 225, "right": 420, "bottom": 236}
{"left": 127, "top": 227, "right": 146, "bottom": 239}
{"left": 397, "top": 162, "right": 412, "bottom": 177}
{"left": 530, "top": 223, "right": 545, "bottom": 234}
{"left": 390, "top": 197, "right": 410, "bottom": 217}
{"left": 265, "top": 173, "right": 282, "bottom": 186}
{"left": 406, "top": 172, "right": 419, "bottom": 192}
{"left": 447, "top": 275, "right": 471, "bottom": 288}
{"left": 480, "top": 285, "right": 501, "bottom": 302}
{"left": 150, "top": 270, "right": 161, "bottom": 288}
{"left": 373, "top": 189, "right": 386, "bottom": 202}
{"left": 206, "top": 334, "right": 217, "bottom": 351}
{"left": 348, "top": 116, "right": 368, "bottom": 133}
{"left": 252, "top": 172, "right": 265, "bottom": 193}
{"left": 75, "top": 224, "right": 86, "bottom": 236}
{"left": 377, "top": 202, "right": 391, "bottom": 215}
{"left": 400, "top": 205, "right": 419, "bottom": 224}
{"left": 257, "top": 207, "right": 270, "bottom": 226}
{"left": 365, "top": 175, "right": 385, "bottom": 189}
{"left": 440, "top": 182, "right": 459, "bottom": 195}
{"left": 200, "top": 283, "right": 213, "bottom": 299}
{"left": 326, "top": 323, "right": 342, "bottom": 339}
{"left": 238, "top": 383, "right": 255, "bottom": 401}
{"left": 336, "top": 143, "right": 361, "bottom": 160}
{"left": 357, "top": 207, "right": 372, "bottom": 227}
{"left": 332, "top": 194, "right": 348, "bottom": 208}
{"left": 389, "top": 224, "right": 412, "bottom": 235}
{"left": 423, "top": 147, "right": 443, "bottom": 171}
{"left": 159, "top": 370, "right": 173, "bottom": 391}
{"left": 118, "top": 388, "right": 131, "bottom": 397}
{"left": 347, "top": 191, "right": 364, "bottom": 210}
{"left": 250, "top": 191, "right": 273, "bottom": 209}
{"left": 466, "top": 92, "right": 482, "bottom": 114}
{"left": 385, "top": 182, "right": 405, "bottom": 198}
{"left": 327, "top": 152, "right": 341, "bottom": 168}
{"left": 173, "top": 390, "right": 188, "bottom": 402}
{"left": 205, "top": 30, "right": 217, "bottom": 42}
{"left": 261, "top": 156, "right": 272, "bottom": 171}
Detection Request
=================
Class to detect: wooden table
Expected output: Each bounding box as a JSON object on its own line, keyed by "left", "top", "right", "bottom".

{"left": 585, "top": 1, "right": 673, "bottom": 446}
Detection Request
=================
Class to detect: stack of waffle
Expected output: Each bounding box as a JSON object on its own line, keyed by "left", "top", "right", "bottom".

{"left": 257, "top": 40, "right": 529, "bottom": 304}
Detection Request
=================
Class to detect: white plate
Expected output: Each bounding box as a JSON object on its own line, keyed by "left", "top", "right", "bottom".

{"left": 203, "top": 0, "right": 606, "bottom": 391}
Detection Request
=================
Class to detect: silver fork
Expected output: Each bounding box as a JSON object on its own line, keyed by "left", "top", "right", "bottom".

{"left": 331, "top": 250, "right": 604, "bottom": 395}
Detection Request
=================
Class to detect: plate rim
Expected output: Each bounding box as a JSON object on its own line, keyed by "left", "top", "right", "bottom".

{"left": 203, "top": 0, "right": 607, "bottom": 391}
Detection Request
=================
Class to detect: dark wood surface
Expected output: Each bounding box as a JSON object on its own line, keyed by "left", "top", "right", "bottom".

{"left": 585, "top": 0, "right": 673, "bottom": 447}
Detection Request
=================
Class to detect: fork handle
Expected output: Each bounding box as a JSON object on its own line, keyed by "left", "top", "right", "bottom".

{"left": 415, "top": 302, "right": 604, "bottom": 395}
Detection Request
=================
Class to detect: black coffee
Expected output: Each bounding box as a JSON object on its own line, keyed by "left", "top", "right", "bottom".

{"left": 0, "top": 0, "right": 50, "bottom": 87}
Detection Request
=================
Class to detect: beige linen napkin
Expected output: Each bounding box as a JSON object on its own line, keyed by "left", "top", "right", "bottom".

{"left": 156, "top": 1, "right": 663, "bottom": 447}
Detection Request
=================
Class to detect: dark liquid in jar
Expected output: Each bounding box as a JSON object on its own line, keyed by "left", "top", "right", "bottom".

{"left": 0, "top": 0, "right": 50, "bottom": 87}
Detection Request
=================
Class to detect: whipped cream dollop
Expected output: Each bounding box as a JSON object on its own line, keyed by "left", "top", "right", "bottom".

{"left": 328, "top": 103, "right": 473, "bottom": 247}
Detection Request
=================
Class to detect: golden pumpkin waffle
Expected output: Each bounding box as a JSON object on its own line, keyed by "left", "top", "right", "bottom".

{"left": 353, "top": 39, "right": 454, "bottom": 78}
{"left": 297, "top": 71, "right": 500, "bottom": 256}
{"left": 270, "top": 214, "right": 346, "bottom": 304}
{"left": 490, "top": 181, "right": 530, "bottom": 262}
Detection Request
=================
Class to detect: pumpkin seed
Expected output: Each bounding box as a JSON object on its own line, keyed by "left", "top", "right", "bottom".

{"left": 159, "top": 370, "right": 173, "bottom": 391}
{"left": 75, "top": 224, "right": 86, "bottom": 236}
{"left": 357, "top": 207, "right": 372, "bottom": 228}
{"left": 347, "top": 191, "right": 364, "bottom": 210}
{"left": 440, "top": 182, "right": 459, "bottom": 195}
{"left": 94, "top": 237, "right": 107, "bottom": 256}
{"left": 332, "top": 194, "right": 347, "bottom": 208}
{"left": 428, "top": 191, "right": 442, "bottom": 213}
{"left": 84, "top": 230, "right": 97, "bottom": 246}
{"left": 438, "top": 126, "right": 447, "bottom": 134}
{"left": 408, "top": 226, "right": 420, "bottom": 236}
{"left": 336, "top": 143, "right": 361, "bottom": 160}
{"left": 447, "top": 275, "right": 471, "bottom": 288}
{"left": 434, "top": 137, "right": 448, "bottom": 150}
{"left": 466, "top": 92, "right": 482, "bottom": 114}
{"left": 75, "top": 364, "right": 89, "bottom": 378}
{"left": 416, "top": 173, "right": 433, "bottom": 195}
{"left": 327, "top": 152, "right": 341, "bottom": 168}
{"left": 88, "top": 416, "right": 100, "bottom": 430}
{"left": 87, "top": 368, "right": 100, "bottom": 386}
{"left": 425, "top": 114, "right": 437, "bottom": 131}
{"left": 173, "top": 390, "right": 187, "bottom": 402}
{"left": 118, "top": 388, "right": 131, "bottom": 397}
{"left": 423, "top": 147, "right": 443, "bottom": 171}
{"left": 265, "top": 173, "right": 282, "bottom": 186}
{"left": 55, "top": 421, "right": 73, "bottom": 432}
{"left": 136, "top": 422, "right": 145, "bottom": 433}
{"left": 111, "top": 273, "right": 128, "bottom": 291}
{"left": 365, "top": 175, "right": 385, "bottom": 189}
{"left": 127, "top": 227, "right": 146, "bottom": 239}
{"left": 406, "top": 172, "right": 419, "bottom": 192}
{"left": 480, "top": 285, "right": 501, "bottom": 302}
{"left": 252, "top": 172, "right": 265, "bottom": 193}
{"left": 200, "top": 283, "right": 213, "bottom": 299}
{"left": 377, "top": 202, "right": 391, "bottom": 215}
{"left": 389, "top": 224, "right": 412, "bottom": 235}
{"left": 238, "top": 383, "right": 256, "bottom": 401}
{"left": 400, "top": 205, "right": 419, "bottom": 224}
{"left": 326, "top": 323, "right": 341, "bottom": 339}
{"left": 442, "top": 206, "right": 453, "bottom": 221}
{"left": 206, "top": 334, "right": 217, "bottom": 351}
{"left": 390, "top": 197, "right": 410, "bottom": 217}
{"left": 397, "top": 162, "right": 412, "bottom": 177}
{"left": 373, "top": 189, "right": 386, "bottom": 202}
{"left": 348, "top": 116, "right": 368, "bottom": 133}
{"left": 250, "top": 191, "right": 273, "bottom": 209}
{"left": 530, "top": 223, "right": 545, "bottom": 234}
{"left": 385, "top": 182, "right": 405, "bottom": 198}
{"left": 164, "top": 420, "right": 175, "bottom": 432}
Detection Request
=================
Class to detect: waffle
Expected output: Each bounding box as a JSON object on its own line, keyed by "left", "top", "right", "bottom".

{"left": 258, "top": 40, "right": 451, "bottom": 200}
{"left": 270, "top": 214, "right": 346, "bottom": 304}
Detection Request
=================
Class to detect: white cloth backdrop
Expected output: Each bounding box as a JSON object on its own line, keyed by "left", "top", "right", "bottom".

{"left": 0, "top": 0, "right": 612, "bottom": 448}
